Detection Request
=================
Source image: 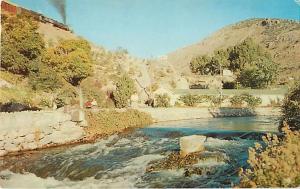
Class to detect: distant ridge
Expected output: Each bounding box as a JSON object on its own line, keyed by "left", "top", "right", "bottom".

{"left": 166, "top": 18, "right": 300, "bottom": 81}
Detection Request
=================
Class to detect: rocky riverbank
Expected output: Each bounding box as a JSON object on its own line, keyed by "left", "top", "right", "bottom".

{"left": 0, "top": 110, "right": 85, "bottom": 157}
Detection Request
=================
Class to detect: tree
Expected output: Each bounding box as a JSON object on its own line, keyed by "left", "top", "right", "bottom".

{"left": 190, "top": 55, "right": 211, "bottom": 74}
{"left": 228, "top": 38, "right": 271, "bottom": 72}
{"left": 29, "top": 64, "right": 63, "bottom": 92}
{"left": 238, "top": 58, "right": 278, "bottom": 88}
{"left": 190, "top": 50, "right": 229, "bottom": 76}
{"left": 42, "top": 39, "right": 93, "bottom": 85}
{"left": 281, "top": 83, "right": 300, "bottom": 131}
{"left": 213, "top": 49, "right": 230, "bottom": 68}
{"left": 113, "top": 75, "right": 136, "bottom": 108}
{"left": 1, "top": 13, "right": 45, "bottom": 75}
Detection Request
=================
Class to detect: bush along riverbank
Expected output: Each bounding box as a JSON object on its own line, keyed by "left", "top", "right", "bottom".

{"left": 84, "top": 109, "right": 153, "bottom": 139}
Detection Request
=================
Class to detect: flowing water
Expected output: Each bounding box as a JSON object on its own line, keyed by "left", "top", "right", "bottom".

{"left": 0, "top": 116, "right": 279, "bottom": 188}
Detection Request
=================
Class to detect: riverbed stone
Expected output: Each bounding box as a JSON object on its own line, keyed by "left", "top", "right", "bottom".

{"left": 0, "top": 141, "right": 5, "bottom": 149}
{"left": 4, "top": 143, "right": 20, "bottom": 152}
{"left": 0, "top": 150, "right": 8, "bottom": 156}
{"left": 180, "top": 135, "right": 206, "bottom": 157}
{"left": 22, "top": 142, "right": 38, "bottom": 150}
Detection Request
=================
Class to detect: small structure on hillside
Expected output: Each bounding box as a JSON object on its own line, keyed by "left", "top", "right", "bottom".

{"left": 222, "top": 69, "right": 233, "bottom": 76}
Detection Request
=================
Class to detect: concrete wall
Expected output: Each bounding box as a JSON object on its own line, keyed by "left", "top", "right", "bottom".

{"left": 137, "top": 107, "right": 281, "bottom": 122}
{"left": 0, "top": 110, "right": 85, "bottom": 156}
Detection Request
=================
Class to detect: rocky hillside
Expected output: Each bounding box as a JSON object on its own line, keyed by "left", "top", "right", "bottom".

{"left": 166, "top": 18, "right": 300, "bottom": 81}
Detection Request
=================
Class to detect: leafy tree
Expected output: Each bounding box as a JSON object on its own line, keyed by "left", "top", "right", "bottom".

{"left": 113, "top": 75, "right": 136, "bottom": 108}
{"left": 204, "top": 57, "right": 221, "bottom": 75}
{"left": 190, "top": 55, "right": 211, "bottom": 74}
{"left": 228, "top": 38, "right": 271, "bottom": 72}
{"left": 213, "top": 49, "right": 230, "bottom": 68}
{"left": 42, "top": 39, "right": 93, "bottom": 85}
{"left": 191, "top": 50, "right": 229, "bottom": 76}
{"left": 1, "top": 13, "right": 45, "bottom": 75}
{"left": 238, "top": 58, "right": 278, "bottom": 88}
{"left": 281, "top": 83, "right": 300, "bottom": 131}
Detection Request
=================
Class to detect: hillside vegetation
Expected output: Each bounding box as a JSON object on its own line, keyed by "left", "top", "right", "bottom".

{"left": 190, "top": 38, "right": 279, "bottom": 88}
{"left": 167, "top": 18, "right": 300, "bottom": 82}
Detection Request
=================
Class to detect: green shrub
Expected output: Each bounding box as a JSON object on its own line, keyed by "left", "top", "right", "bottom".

{"left": 230, "top": 94, "right": 261, "bottom": 108}
{"left": 230, "top": 95, "right": 244, "bottom": 107}
{"left": 209, "top": 95, "right": 224, "bottom": 107}
{"left": 55, "top": 86, "right": 77, "bottom": 108}
{"left": 243, "top": 94, "right": 262, "bottom": 108}
{"left": 0, "top": 87, "right": 34, "bottom": 106}
{"left": 113, "top": 75, "right": 136, "bottom": 108}
{"left": 179, "top": 94, "right": 198, "bottom": 107}
{"left": 155, "top": 93, "right": 170, "bottom": 107}
{"left": 80, "top": 77, "right": 113, "bottom": 108}
{"left": 281, "top": 83, "right": 300, "bottom": 131}
{"left": 239, "top": 124, "right": 300, "bottom": 187}
{"left": 85, "top": 109, "right": 153, "bottom": 136}
{"left": 179, "top": 94, "right": 207, "bottom": 107}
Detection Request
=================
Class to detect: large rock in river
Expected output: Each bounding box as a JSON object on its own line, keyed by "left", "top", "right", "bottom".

{"left": 180, "top": 135, "right": 206, "bottom": 157}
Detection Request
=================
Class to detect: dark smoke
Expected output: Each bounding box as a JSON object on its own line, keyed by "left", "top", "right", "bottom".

{"left": 48, "top": 0, "right": 67, "bottom": 24}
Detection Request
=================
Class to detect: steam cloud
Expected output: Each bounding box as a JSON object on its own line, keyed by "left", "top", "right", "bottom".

{"left": 48, "top": 0, "right": 67, "bottom": 24}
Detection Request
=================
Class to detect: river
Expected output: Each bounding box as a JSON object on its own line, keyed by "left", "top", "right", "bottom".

{"left": 0, "top": 116, "right": 279, "bottom": 188}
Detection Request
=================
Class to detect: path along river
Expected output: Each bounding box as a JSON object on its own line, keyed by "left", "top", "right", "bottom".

{"left": 0, "top": 116, "right": 279, "bottom": 188}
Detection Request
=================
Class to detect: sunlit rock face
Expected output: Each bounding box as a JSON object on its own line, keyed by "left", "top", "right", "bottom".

{"left": 180, "top": 135, "right": 206, "bottom": 157}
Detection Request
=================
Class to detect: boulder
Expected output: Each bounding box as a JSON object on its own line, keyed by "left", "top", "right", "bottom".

{"left": 0, "top": 150, "right": 8, "bottom": 156}
{"left": 21, "top": 142, "right": 38, "bottom": 150}
{"left": 4, "top": 143, "right": 20, "bottom": 152}
{"left": 180, "top": 135, "right": 206, "bottom": 157}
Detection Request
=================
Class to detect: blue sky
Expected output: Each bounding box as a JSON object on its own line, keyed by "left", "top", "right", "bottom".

{"left": 11, "top": 0, "right": 300, "bottom": 58}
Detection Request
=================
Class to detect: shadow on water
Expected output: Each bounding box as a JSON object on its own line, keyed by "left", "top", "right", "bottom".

{"left": 0, "top": 116, "right": 280, "bottom": 188}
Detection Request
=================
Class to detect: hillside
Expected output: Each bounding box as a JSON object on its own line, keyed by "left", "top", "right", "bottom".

{"left": 166, "top": 18, "right": 300, "bottom": 82}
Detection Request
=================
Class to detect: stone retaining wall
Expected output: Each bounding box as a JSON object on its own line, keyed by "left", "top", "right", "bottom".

{"left": 0, "top": 110, "right": 85, "bottom": 157}
{"left": 137, "top": 107, "right": 281, "bottom": 122}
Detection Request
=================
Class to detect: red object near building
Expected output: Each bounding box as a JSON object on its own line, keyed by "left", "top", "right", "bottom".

{"left": 1, "top": 1, "right": 18, "bottom": 15}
